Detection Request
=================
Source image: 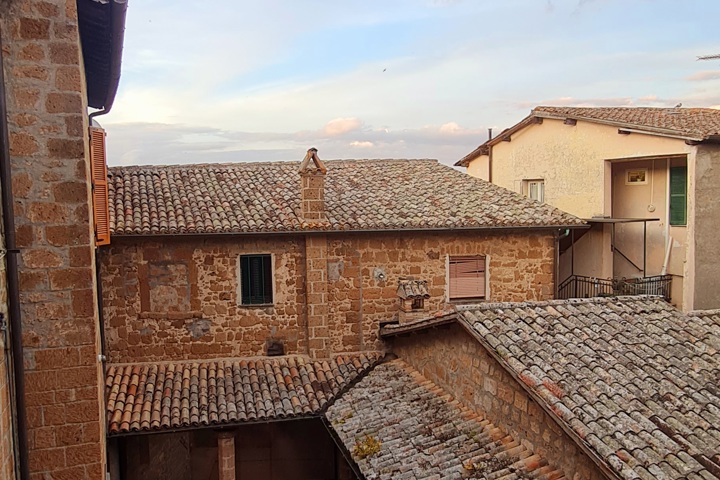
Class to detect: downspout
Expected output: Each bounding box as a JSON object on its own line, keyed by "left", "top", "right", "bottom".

{"left": 0, "top": 32, "right": 31, "bottom": 480}
{"left": 487, "top": 128, "right": 493, "bottom": 183}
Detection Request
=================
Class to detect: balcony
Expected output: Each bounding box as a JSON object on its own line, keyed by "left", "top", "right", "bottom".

{"left": 557, "top": 274, "right": 672, "bottom": 301}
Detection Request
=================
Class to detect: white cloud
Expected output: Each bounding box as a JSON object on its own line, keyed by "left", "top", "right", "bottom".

{"left": 324, "top": 118, "right": 362, "bottom": 136}
{"left": 349, "top": 141, "right": 374, "bottom": 148}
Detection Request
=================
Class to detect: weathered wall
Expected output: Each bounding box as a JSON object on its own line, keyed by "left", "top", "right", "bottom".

{"left": 691, "top": 143, "right": 720, "bottom": 309}
{"left": 391, "top": 324, "right": 606, "bottom": 480}
{"left": 102, "top": 236, "right": 308, "bottom": 363}
{"left": 103, "top": 230, "right": 556, "bottom": 363}
{"left": 1, "top": 0, "right": 106, "bottom": 477}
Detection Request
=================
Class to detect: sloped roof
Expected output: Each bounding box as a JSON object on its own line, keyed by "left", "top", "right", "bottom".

{"left": 105, "top": 353, "right": 382, "bottom": 435}
{"left": 455, "top": 297, "right": 720, "bottom": 480}
{"left": 108, "top": 159, "right": 584, "bottom": 236}
{"left": 326, "top": 359, "right": 565, "bottom": 479}
{"left": 456, "top": 106, "right": 720, "bottom": 166}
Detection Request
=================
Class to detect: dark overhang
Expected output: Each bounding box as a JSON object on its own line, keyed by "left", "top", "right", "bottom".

{"left": 77, "top": 0, "right": 128, "bottom": 113}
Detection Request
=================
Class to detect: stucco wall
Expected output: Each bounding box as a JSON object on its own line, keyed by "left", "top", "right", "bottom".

{"left": 691, "top": 143, "right": 720, "bottom": 309}
{"left": 390, "top": 324, "right": 606, "bottom": 480}
{"left": 487, "top": 118, "right": 691, "bottom": 218}
{"left": 471, "top": 117, "right": 694, "bottom": 308}
{"left": 102, "top": 230, "right": 556, "bottom": 363}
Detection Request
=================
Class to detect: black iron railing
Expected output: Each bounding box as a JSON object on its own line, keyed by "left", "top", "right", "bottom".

{"left": 557, "top": 275, "right": 672, "bottom": 301}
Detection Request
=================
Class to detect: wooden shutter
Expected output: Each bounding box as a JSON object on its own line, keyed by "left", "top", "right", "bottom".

{"left": 449, "top": 256, "right": 486, "bottom": 299}
{"left": 669, "top": 166, "right": 687, "bottom": 226}
{"left": 90, "top": 127, "right": 110, "bottom": 245}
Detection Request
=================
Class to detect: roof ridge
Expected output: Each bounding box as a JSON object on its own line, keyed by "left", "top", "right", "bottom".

{"left": 108, "top": 158, "right": 439, "bottom": 171}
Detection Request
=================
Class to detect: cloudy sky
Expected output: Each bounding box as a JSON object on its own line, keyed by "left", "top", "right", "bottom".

{"left": 101, "top": 0, "right": 720, "bottom": 167}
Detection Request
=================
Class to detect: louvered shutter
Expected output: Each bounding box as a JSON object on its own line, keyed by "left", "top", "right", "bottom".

{"left": 90, "top": 127, "right": 110, "bottom": 245}
{"left": 669, "top": 167, "right": 687, "bottom": 226}
{"left": 449, "top": 256, "right": 486, "bottom": 299}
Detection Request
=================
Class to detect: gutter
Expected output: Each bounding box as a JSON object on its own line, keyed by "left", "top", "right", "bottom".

{"left": 108, "top": 223, "right": 590, "bottom": 240}
{"left": 0, "top": 34, "right": 30, "bottom": 480}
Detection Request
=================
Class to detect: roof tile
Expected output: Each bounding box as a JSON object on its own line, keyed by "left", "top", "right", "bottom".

{"left": 327, "top": 359, "right": 565, "bottom": 479}
{"left": 454, "top": 296, "right": 720, "bottom": 480}
{"left": 105, "top": 353, "right": 381, "bottom": 435}
{"left": 108, "top": 159, "right": 583, "bottom": 235}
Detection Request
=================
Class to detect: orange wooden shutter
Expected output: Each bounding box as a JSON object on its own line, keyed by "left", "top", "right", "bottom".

{"left": 90, "top": 127, "right": 110, "bottom": 245}
{"left": 449, "top": 256, "right": 485, "bottom": 299}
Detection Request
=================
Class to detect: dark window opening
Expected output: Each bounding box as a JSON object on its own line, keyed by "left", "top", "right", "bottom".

{"left": 411, "top": 298, "right": 424, "bottom": 310}
{"left": 240, "top": 254, "right": 273, "bottom": 305}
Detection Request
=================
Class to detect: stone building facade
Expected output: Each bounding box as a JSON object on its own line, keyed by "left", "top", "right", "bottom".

{"left": 102, "top": 230, "right": 556, "bottom": 363}
{"left": 0, "top": 0, "right": 126, "bottom": 478}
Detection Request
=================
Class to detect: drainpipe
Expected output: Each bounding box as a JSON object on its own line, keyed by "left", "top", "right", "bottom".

{"left": 661, "top": 158, "right": 672, "bottom": 275}
{"left": 0, "top": 33, "right": 31, "bottom": 480}
{"left": 487, "top": 128, "right": 493, "bottom": 183}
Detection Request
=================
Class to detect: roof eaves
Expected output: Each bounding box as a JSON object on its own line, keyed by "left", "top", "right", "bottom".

{"left": 533, "top": 111, "right": 705, "bottom": 142}
{"left": 108, "top": 222, "right": 589, "bottom": 239}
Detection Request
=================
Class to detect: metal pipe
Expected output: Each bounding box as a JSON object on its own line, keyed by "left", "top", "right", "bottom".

{"left": 0, "top": 30, "right": 31, "bottom": 480}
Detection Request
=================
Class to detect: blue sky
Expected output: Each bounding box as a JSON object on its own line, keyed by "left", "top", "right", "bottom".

{"left": 102, "top": 0, "right": 720, "bottom": 166}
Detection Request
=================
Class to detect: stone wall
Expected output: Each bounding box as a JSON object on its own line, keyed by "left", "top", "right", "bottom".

{"left": 390, "top": 324, "right": 606, "bottom": 480}
{"left": 1, "top": 0, "right": 106, "bottom": 477}
{"left": 103, "top": 230, "right": 555, "bottom": 363}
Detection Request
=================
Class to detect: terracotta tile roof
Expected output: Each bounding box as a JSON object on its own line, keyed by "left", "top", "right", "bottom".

{"left": 108, "top": 159, "right": 584, "bottom": 235}
{"left": 105, "top": 353, "right": 382, "bottom": 435}
{"left": 326, "top": 359, "right": 565, "bottom": 479}
{"left": 456, "top": 106, "right": 720, "bottom": 166}
{"left": 456, "top": 297, "right": 720, "bottom": 480}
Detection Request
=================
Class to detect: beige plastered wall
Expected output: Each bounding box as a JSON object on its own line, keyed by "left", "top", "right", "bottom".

{"left": 466, "top": 118, "right": 696, "bottom": 308}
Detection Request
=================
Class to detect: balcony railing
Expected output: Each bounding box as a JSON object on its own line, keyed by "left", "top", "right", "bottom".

{"left": 557, "top": 275, "right": 672, "bottom": 301}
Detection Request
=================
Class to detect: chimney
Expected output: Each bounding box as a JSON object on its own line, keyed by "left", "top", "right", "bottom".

{"left": 299, "top": 148, "right": 327, "bottom": 222}
{"left": 397, "top": 277, "right": 430, "bottom": 324}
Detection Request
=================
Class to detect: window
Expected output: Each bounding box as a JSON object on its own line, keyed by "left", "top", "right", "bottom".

{"left": 669, "top": 166, "right": 687, "bottom": 226}
{"left": 448, "top": 256, "right": 486, "bottom": 300}
{"left": 240, "top": 254, "right": 273, "bottom": 305}
{"left": 524, "top": 179, "right": 545, "bottom": 203}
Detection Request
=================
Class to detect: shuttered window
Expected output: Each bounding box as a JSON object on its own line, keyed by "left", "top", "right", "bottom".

{"left": 90, "top": 127, "right": 110, "bottom": 245}
{"left": 240, "top": 255, "right": 273, "bottom": 305}
{"left": 449, "top": 256, "right": 486, "bottom": 300}
{"left": 669, "top": 166, "right": 687, "bottom": 226}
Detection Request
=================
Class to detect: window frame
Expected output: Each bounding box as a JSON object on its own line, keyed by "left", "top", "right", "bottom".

{"left": 447, "top": 255, "right": 488, "bottom": 302}
{"left": 238, "top": 254, "right": 274, "bottom": 306}
{"left": 523, "top": 179, "right": 545, "bottom": 203}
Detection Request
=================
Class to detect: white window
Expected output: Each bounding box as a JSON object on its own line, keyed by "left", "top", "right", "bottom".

{"left": 448, "top": 255, "right": 486, "bottom": 301}
{"left": 525, "top": 179, "right": 544, "bottom": 203}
